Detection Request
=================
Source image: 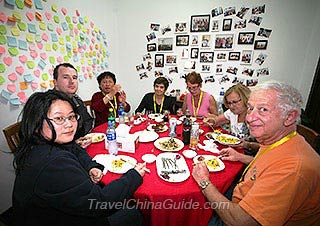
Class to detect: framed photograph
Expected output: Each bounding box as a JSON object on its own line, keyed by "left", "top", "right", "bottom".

{"left": 211, "top": 7, "right": 223, "bottom": 17}
{"left": 238, "top": 32, "right": 255, "bottom": 45}
{"left": 176, "top": 35, "right": 189, "bottom": 46}
{"left": 241, "top": 50, "right": 253, "bottom": 65}
{"left": 190, "top": 48, "right": 199, "bottom": 59}
{"left": 158, "top": 37, "right": 173, "bottom": 51}
{"left": 254, "top": 40, "right": 268, "bottom": 50}
{"left": 190, "top": 14, "right": 210, "bottom": 32}
{"left": 222, "top": 19, "right": 232, "bottom": 31}
{"left": 181, "top": 48, "right": 189, "bottom": 59}
{"left": 201, "top": 34, "right": 211, "bottom": 48}
{"left": 155, "top": 54, "right": 164, "bottom": 67}
{"left": 228, "top": 52, "right": 240, "bottom": 61}
{"left": 216, "top": 52, "right": 227, "bottom": 61}
{"left": 150, "top": 23, "right": 160, "bottom": 31}
{"left": 147, "top": 43, "right": 156, "bottom": 52}
{"left": 166, "top": 55, "right": 177, "bottom": 65}
{"left": 201, "top": 64, "right": 211, "bottom": 73}
{"left": 175, "top": 22, "right": 187, "bottom": 33}
{"left": 211, "top": 20, "right": 220, "bottom": 32}
{"left": 199, "top": 52, "right": 214, "bottom": 63}
{"left": 234, "top": 19, "right": 247, "bottom": 29}
{"left": 190, "top": 35, "right": 199, "bottom": 46}
{"left": 257, "top": 28, "right": 272, "bottom": 38}
{"left": 169, "top": 66, "right": 178, "bottom": 74}
{"left": 216, "top": 64, "right": 223, "bottom": 74}
{"left": 215, "top": 34, "right": 234, "bottom": 50}
{"left": 146, "top": 32, "right": 156, "bottom": 42}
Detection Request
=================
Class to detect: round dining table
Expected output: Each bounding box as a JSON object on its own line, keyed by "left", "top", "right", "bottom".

{"left": 86, "top": 115, "right": 244, "bottom": 226}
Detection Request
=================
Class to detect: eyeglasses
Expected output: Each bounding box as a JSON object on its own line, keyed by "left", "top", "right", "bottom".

{"left": 47, "top": 114, "right": 80, "bottom": 125}
{"left": 187, "top": 85, "right": 199, "bottom": 90}
{"left": 226, "top": 99, "right": 242, "bottom": 105}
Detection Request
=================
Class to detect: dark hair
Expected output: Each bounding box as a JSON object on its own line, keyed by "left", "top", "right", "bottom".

{"left": 97, "top": 71, "right": 116, "bottom": 87}
{"left": 14, "top": 90, "right": 77, "bottom": 174}
{"left": 53, "top": 63, "right": 77, "bottom": 80}
{"left": 185, "top": 71, "right": 203, "bottom": 84}
{"left": 154, "top": 77, "right": 169, "bottom": 90}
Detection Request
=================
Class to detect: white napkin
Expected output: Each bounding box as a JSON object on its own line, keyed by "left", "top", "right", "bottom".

{"left": 198, "top": 140, "right": 219, "bottom": 154}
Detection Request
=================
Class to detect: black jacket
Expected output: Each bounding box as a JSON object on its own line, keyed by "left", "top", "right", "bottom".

{"left": 13, "top": 143, "right": 142, "bottom": 226}
{"left": 135, "top": 92, "right": 177, "bottom": 114}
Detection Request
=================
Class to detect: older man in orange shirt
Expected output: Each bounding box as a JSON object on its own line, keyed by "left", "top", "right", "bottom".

{"left": 192, "top": 81, "right": 320, "bottom": 225}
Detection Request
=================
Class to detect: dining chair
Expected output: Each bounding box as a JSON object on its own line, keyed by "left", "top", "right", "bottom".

{"left": 83, "top": 100, "right": 95, "bottom": 118}
{"left": 297, "top": 124, "right": 320, "bottom": 151}
{"left": 3, "top": 121, "right": 21, "bottom": 153}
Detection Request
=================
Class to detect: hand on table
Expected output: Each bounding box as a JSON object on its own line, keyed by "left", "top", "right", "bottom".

{"left": 219, "top": 147, "right": 243, "bottom": 162}
{"left": 192, "top": 162, "right": 210, "bottom": 184}
{"left": 134, "top": 162, "right": 148, "bottom": 177}
{"left": 89, "top": 168, "right": 103, "bottom": 184}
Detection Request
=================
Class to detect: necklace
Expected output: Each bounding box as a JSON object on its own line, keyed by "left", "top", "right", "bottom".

{"left": 191, "top": 91, "right": 203, "bottom": 117}
{"left": 103, "top": 92, "right": 117, "bottom": 116}
{"left": 153, "top": 94, "right": 164, "bottom": 113}
{"left": 238, "top": 131, "right": 297, "bottom": 183}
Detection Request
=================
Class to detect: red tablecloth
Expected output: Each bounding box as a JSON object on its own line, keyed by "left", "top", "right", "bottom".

{"left": 86, "top": 117, "right": 243, "bottom": 226}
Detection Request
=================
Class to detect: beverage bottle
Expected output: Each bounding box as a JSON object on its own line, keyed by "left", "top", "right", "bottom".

{"left": 106, "top": 121, "right": 118, "bottom": 155}
{"left": 217, "top": 87, "right": 225, "bottom": 115}
{"left": 118, "top": 103, "right": 125, "bottom": 124}
{"left": 108, "top": 108, "right": 116, "bottom": 128}
{"left": 169, "top": 118, "right": 177, "bottom": 138}
{"left": 182, "top": 110, "right": 192, "bottom": 145}
{"left": 189, "top": 122, "right": 199, "bottom": 150}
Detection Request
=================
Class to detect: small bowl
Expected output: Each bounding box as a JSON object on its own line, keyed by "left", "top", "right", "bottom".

{"left": 182, "top": 149, "right": 197, "bottom": 159}
{"left": 142, "top": 153, "right": 157, "bottom": 163}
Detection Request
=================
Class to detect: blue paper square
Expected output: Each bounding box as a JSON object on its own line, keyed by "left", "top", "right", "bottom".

{"left": 51, "top": 33, "right": 58, "bottom": 42}
{"left": 7, "top": 36, "right": 17, "bottom": 47}
{"left": 18, "top": 40, "right": 28, "bottom": 50}
{"left": 28, "top": 23, "right": 37, "bottom": 34}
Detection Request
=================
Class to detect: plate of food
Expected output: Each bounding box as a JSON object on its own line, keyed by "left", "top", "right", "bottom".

{"left": 193, "top": 155, "right": 225, "bottom": 172}
{"left": 148, "top": 113, "right": 164, "bottom": 120}
{"left": 154, "top": 137, "right": 184, "bottom": 152}
{"left": 147, "top": 123, "right": 168, "bottom": 133}
{"left": 93, "top": 154, "right": 137, "bottom": 174}
{"left": 86, "top": 133, "right": 106, "bottom": 143}
{"left": 138, "top": 130, "right": 159, "bottom": 143}
{"left": 214, "top": 134, "right": 241, "bottom": 145}
{"left": 179, "top": 116, "right": 197, "bottom": 123}
{"left": 156, "top": 152, "right": 190, "bottom": 182}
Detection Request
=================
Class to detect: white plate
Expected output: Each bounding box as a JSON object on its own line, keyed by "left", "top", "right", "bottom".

{"left": 93, "top": 154, "right": 137, "bottom": 174}
{"left": 156, "top": 152, "right": 190, "bottom": 182}
{"left": 148, "top": 113, "right": 164, "bottom": 119}
{"left": 147, "top": 124, "right": 168, "bottom": 133}
{"left": 139, "top": 131, "right": 159, "bottom": 143}
{"left": 179, "top": 116, "right": 197, "bottom": 122}
{"left": 193, "top": 155, "right": 225, "bottom": 172}
{"left": 142, "top": 153, "right": 157, "bottom": 163}
{"left": 154, "top": 137, "right": 184, "bottom": 152}
{"left": 86, "top": 133, "right": 106, "bottom": 143}
{"left": 214, "top": 134, "right": 241, "bottom": 145}
{"left": 182, "top": 149, "right": 197, "bottom": 159}
{"left": 176, "top": 120, "right": 182, "bottom": 125}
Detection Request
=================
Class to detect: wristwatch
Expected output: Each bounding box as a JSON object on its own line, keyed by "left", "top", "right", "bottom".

{"left": 199, "top": 180, "right": 211, "bottom": 190}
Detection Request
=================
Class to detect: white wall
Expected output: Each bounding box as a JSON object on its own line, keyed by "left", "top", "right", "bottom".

{"left": 0, "top": 0, "right": 319, "bottom": 212}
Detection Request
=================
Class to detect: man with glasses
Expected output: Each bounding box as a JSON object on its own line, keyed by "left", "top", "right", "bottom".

{"left": 193, "top": 81, "right": 320, "bottom": 225}
{"left": 177, "top": 71, "right": 218, "bottom": 118}
{"left": 53, "top": 63, "right": 94, "bottom": 143}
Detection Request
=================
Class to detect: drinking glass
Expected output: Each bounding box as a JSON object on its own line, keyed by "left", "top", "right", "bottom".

{"left": 128, "top": 112, "right": 135, "bottom": 127}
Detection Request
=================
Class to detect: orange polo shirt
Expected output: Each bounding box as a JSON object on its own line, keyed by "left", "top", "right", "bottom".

{"left": 232, "top": 134, "right": 320, "bottom": 225}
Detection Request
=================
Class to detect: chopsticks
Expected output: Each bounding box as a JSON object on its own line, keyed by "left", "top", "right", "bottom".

{"left": 120, "top": 158, "right": 151, "bottom": 173}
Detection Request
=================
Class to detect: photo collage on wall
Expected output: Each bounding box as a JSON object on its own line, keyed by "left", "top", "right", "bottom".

{"left": 136, "top": 4, "right": 271, "bottom": 89}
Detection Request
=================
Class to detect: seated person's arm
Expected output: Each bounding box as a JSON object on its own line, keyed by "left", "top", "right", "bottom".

{"left": 203, "top": 113, "right": 229, "bottom": 127}
{"left": 209, "top": 95, "right": 218, "bottom": 116}
{"left": 219, "top": 147, "right": 253, "bottom": 165}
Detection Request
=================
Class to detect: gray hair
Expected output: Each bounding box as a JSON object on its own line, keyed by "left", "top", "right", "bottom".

{"left": 251, "top": 80, "right": 303, "bottom": 118}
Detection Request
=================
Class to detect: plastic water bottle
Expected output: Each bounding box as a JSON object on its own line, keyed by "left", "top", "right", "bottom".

{"left": 106, "top": 121, "right": 118, "bottom": 155}
{"left": 118, "top": 103, "right": 125, "bottom": 124}
{"left": 108, "top": 108, "right": 116, "bottom": 128}
{"left": 169, "top": 118, "right": 177, "bottom": 138}
{"left": 218, "top": 87, "right": 225, "bottom": 115}
{"left": 182, "top": 110, "right": 192, "bottom": 145}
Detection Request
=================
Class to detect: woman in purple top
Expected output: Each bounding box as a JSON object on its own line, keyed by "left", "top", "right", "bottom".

{"left": 178, "top": 71, "right": 218, "bottom": 118}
